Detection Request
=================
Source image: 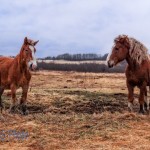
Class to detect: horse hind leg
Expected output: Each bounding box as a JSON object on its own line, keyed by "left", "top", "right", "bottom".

{"left": 144, "top": 88, "right": 148, "bottom": 109}
{"left": 144, "top": 87, "right": 149, "bottom": 114}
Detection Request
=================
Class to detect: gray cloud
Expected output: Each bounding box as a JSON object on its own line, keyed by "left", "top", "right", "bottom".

{"left": 0, "top": 0, "right": 150, "bottom": 57}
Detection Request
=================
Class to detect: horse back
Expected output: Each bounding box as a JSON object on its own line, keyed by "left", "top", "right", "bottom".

{"left": 0, "top": 57, "right": 14, "bottom": 86}
{"left": 0, "top": 56, "right": 31, "bottom": 89}
{"left": 0, "top": 57, "right": 14, "bottom": 73}
{"left": 0, "top": 56, "right": 14, "bottom": 66}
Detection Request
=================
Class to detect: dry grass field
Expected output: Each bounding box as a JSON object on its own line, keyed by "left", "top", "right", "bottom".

{"left": 0, "top": 71, "right": 150, "bottom": 150}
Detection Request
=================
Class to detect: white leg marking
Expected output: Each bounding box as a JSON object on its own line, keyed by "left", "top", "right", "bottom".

{"left": 144, "top": 96, "right": 149, "bottom": 111}
{"left": 128, "top": 102, "right": 133, "bottom": 111}
{"left": 146, "top": 97, "right": 149, "bottom": 110}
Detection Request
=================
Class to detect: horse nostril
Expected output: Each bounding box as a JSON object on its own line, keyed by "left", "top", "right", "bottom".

{"left": 108, "top": 61, "right": 113, "bottom": 68}
{"left": 29, "top": 63, "right": 37, "bottom": 71}
{"left": 108, "top": 64, "right": 112, "bottom": 68}
{"left": 30, "top": 63, "right": 33, "bottom": 69}
{"left": 30, "top": 64, "right": 33, "bottom": 68}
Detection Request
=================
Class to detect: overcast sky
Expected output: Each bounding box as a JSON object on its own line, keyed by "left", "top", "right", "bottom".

{"left": 1, "top": 0, "right": 150, "bottom": 57}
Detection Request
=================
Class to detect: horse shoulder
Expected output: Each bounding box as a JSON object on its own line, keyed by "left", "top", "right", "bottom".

{"left": 22, "top": 71, "right": 31, "bottom": 84}
{"left": 26, "top": 71, "right": 31, "bottom": 81}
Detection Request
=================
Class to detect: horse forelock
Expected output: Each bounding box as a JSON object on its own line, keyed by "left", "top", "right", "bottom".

{"left": 128, "top": 37, "right": 149, "bottom": 64}
{"left": 19, "top": 42, "right": 31, "bottom": 60}
{"left": 114, "top": 34, "right": 128, "bottom": 43}
{"left": 27, "top": 39, "right": 35, "bottom": 46}
{"left": 106, "top": 36, "right": 123, "bottom": 62}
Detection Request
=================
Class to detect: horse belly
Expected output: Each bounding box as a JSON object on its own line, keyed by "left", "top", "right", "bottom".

{"left": 0, "top": 79, "right": 11, "bottom": 89}
{"left": 128, "top": 76, "right": 146, "bottom": 87}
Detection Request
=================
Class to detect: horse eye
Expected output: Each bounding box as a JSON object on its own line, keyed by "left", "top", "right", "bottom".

{"left": 115, "top": 48, "right": 119, "bottom": 51}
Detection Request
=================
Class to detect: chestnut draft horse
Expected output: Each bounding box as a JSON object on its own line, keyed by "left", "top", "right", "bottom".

{"left": 107, "top": 35, "right": 150, "bottom": 114}
{"left": 0, "top": 37, "right": 39, "bottom": 115}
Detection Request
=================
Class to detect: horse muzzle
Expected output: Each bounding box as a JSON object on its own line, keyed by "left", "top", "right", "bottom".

{"left": 107, "top": 60, "right": 114, "bottom": 68}
{"left": 28, "top": 63, "right": 37, "bottom": 71}
{"left": 29, "top": 63, "right": 37, "bottom": 71}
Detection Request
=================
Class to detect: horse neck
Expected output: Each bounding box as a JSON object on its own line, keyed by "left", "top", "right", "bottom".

{"left": 126, "top": 54, "right": 140, "bottom": 70}
{"left": 14, "top": 49, "right": 28, "bottom": 73}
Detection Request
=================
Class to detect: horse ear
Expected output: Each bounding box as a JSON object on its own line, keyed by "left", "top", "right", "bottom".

{"left": 24, "top": 37, "right": 28, "bottom": 45}
{"left": 120, "top": 36, "right": 126, "bottom": 43}
{"left": 119, "top": 35, "right": 128, "bottom": 44}
{"left": 33, "top": 40, "right": 39, "bottom": 46}
{"left": 123, "top": 36, "right": 130, "bottom": 48}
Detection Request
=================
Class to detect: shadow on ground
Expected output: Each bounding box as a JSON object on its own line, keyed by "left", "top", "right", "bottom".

{"left": 3, "top": 90, "right": 140, "bottom": 115}
{"left": 45, "top": 91, "right": 139, "bottom": 114}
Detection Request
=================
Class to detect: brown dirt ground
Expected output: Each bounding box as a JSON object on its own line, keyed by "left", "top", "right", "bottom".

{"left": 0, "top": 71, "right": 150, "bottom": 150}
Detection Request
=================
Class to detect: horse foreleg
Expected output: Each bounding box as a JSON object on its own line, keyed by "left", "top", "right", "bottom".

{"left": 139, "top": 83, "right": 147, "bottom": 114}
{"left": 9, "top": 84, "right": 17, "bottom": 113}
{"left": 127, "top": 82, "right": 134, "bottom": 112}
{"left": 20, "top": 85, "right": 29, "bottom": 115}
{"left": 0, "top": 87, "right": 4, "bottom": 113}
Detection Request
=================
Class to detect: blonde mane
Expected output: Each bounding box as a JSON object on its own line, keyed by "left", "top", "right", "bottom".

{"left": 128, "top": 37, "right": 149, "bottom": 64}
{"left": 114, "top": 35, "right": 150, "bottom": 64}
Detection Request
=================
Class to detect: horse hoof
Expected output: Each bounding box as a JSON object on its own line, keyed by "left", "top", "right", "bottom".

{"left": 0, "top": 106, "right": 3, "bottom": 114}
{"left": 9, "top": 109, "right": 16, "bottom": 114}
{"left": 138, "top": 110, "right": 145, "bottom": 115}
{"left": 144, "top": 102, "right": 147, "bottom": 110}
{"left": 146, "top": 110, "right": 150, "bottom": 115}
{"left": 0, "top": 114, "right": 5, "bottom": 121}
{"left": 128, "top": 107, "right": 133, "bottom": 113}
{"left": 9, "top": 105, "right": 17, "bottom": 114}
{"left": 20, "top": 105, "right": 29, "bottom": 115}
{"left": 21, "top": 110, "right": 29, "bottom": 116}
{"left": 0, "top": 103, "right": 4, "bottom": 113}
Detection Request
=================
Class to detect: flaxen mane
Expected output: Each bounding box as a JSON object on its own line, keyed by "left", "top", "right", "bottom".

{"left": 115, "top": 35, "right": 150, "bottom": 64}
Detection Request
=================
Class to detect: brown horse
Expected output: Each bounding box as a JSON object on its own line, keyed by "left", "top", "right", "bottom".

{"left": 107, "top": 35, "right": 150, "bottom": 114}
{"left": 0, "top": 37, "right": 39, "bottom": 115}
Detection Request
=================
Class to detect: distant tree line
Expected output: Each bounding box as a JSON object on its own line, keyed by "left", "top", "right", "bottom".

{"left": 40, "top": 53, "right": 108, "bottom": 61}
{"left": 37, "top": 61, "right": 127, "bottom": 73}
{"left": 37, "top": 53, "right": 127, "bottom": 73}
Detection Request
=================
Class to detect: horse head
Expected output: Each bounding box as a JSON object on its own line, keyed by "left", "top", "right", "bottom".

{"left": 107, "top": 35, "right": 130, "bottom": 68}
{"left": 20, "top": 37, "right": 39, "bottom": 71}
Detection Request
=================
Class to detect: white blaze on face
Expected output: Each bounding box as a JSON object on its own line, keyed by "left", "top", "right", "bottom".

{"left": 106, "top": 46, "right": 115, "bottom": 67}
{"left": 106, "top": 51, "right": 111, "bottom": 63}
{"left": 28, "top": 45, "right": 37, "bottom": 69}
